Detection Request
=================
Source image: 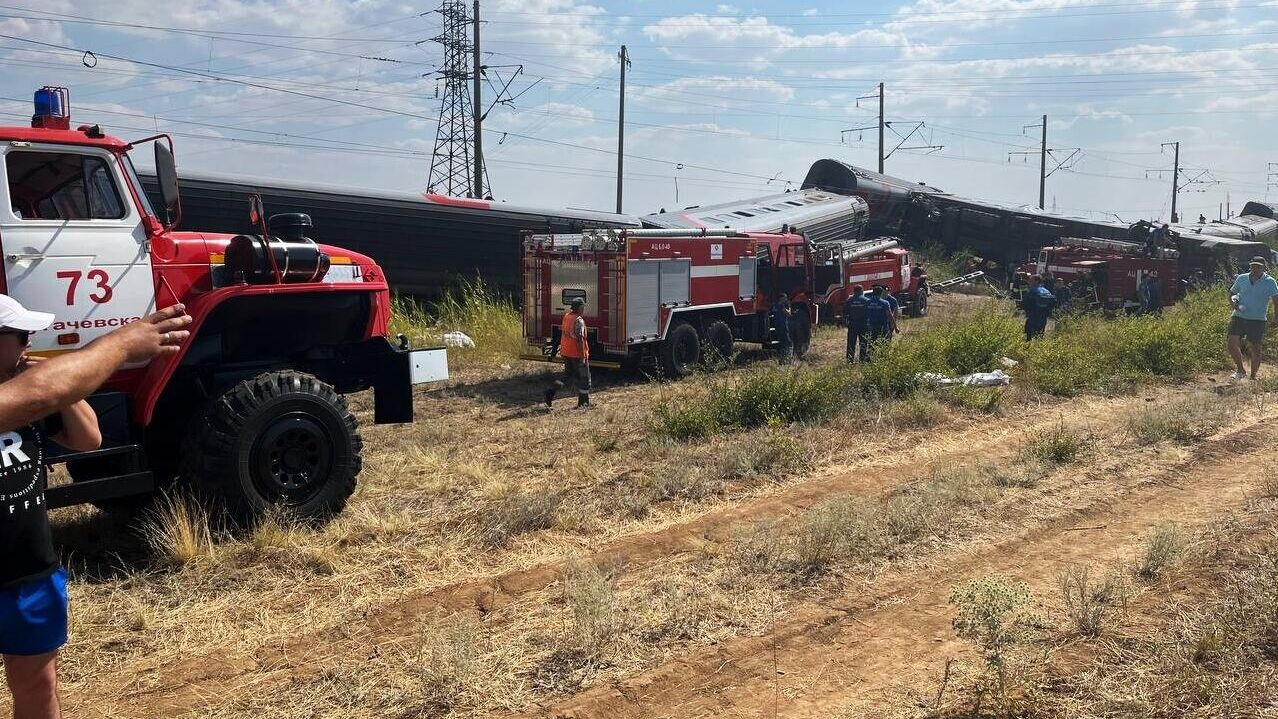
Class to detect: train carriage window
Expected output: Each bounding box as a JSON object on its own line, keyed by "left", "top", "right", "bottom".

{"left": 6, "top": 150, "right": 126, "bottom": 221}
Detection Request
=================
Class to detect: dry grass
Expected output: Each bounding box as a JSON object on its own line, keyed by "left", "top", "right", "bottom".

{"left": 39, "top": 292, "right": 1278, "bottom": 719}
{"left": 138, "top": 492, "right": 216, "bottom": 567}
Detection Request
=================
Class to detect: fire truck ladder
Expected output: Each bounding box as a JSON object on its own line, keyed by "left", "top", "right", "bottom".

{"left": 527, "top": 227, "right": 744, "bottom": 250}
{"left": 930, "top": 270, "right": 985, "bottom": 290}
{"left": 814, "top": 237, "right": 899, "bottom": 260}
{"left": 930, "top": 270, "right": 1008, "bottom": 299}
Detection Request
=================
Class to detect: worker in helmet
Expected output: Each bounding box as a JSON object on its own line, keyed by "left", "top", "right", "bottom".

{"left": 545, "top": 297, "right": 592, "bottom": 408}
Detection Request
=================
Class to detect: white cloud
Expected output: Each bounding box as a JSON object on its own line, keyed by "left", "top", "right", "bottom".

{"left": 638, "top": 76, "right": 796, "bottom": 103}
{"left": 642, "top": 15, "right": 926, "bottom": 65}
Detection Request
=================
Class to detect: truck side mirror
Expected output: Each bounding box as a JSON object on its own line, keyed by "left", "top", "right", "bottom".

{"left": 154, "top": 141, "right": 180, "bottom": 222}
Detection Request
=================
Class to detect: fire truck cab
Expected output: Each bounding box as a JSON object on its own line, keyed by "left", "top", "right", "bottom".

{"left": 0, "top": 87, "right": 447, "bottom": 522}
{"left": 1012, "top": 239, "right": 1181, "bottom": 311}
{"left": 812, "top": 238, "right": 929, "bottom": 320}
{"left": 522, "top": 228, "right": 815, "bottom": 376}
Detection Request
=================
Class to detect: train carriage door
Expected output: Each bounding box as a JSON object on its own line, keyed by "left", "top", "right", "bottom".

{"left": 0, "top": 146, "right": 155, "bottom": 358}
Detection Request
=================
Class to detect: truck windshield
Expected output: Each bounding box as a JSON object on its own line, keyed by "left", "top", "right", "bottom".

{"left": 121, "top": 154, "right": 155, "bottom": 218}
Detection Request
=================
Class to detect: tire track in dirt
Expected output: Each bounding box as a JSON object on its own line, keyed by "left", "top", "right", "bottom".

{"left": 514, "top": 422, "right": 1274, "bottom": 719}
{"left": 73, "top": 395, "right": 1147, "bottom": 718}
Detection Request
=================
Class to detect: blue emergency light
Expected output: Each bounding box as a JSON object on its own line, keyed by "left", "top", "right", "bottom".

{"left": 32, "top": 86, "right": 70, "bottom": 130}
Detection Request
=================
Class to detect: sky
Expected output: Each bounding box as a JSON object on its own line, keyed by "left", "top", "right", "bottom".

{"left": 1, "top": 0, "right": 1276, "bottom": 224}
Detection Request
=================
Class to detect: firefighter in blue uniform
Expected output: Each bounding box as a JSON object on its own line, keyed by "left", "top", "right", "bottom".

{"left": 843, "top": 285, "right": 870, "bottom": 362}
{"left": 1022, "top": 274, "right": 1056, "bottom": 340}
{"left": 865, "top": 286, "right": 896, "bottom": 358}
{"left": 771, "top": 293, "right": 793, "bottom": 364}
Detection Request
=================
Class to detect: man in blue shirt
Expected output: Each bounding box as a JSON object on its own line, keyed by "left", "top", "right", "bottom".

{"left": 842, "top": 285, "right": 870, "bottom": 362}
{"left": 875, "top": 284, "right": 901, "bottom": 320}
{"left": 1227, "top": 256, "right": 1278, "bottom": 381}
{"left": 865, "top": 286, "right": 896, "bottom": 359}
{"left": 1022, "top": 274, "right": 1055, "bottom": 340}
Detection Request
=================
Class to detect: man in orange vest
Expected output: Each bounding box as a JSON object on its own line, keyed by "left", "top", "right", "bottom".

{"left": 544, "top": 297, "right": 592, "bottom": 408}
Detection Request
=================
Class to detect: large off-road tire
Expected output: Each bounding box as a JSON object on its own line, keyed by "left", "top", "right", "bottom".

{"left": 659, "top": 321, "right": 702, "bottom": 378}
{"left": 703, "top": 320, "right": 735, "bottom": 365}
{"left": 181, "top": 371, "right": 361, "bottom": 524}
{"left": 790, "top": 306, "right": 812, "bottom": 359}
{"left": 909, "top": 286, "right": 930, "bottom": 318}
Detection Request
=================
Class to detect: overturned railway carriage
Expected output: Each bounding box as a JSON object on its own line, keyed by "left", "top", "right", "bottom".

{"left": 522, "top": 228, "right": 816, "bottom": 376}
{"left": 800, "top": 159, "right": 1273, "bottom": 278}
{"left": 641, "top": 188, "right": 869, "bottom": 242}
{"left": 140, "top": 172, "right": 639, "bottom": 296}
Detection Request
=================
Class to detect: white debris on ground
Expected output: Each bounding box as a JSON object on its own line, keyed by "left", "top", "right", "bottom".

{"left": 918, "top": 369, "right": 1012, "bottom": 387}
{"left": 443, "top": 331, "right": 476, "bottom": 348}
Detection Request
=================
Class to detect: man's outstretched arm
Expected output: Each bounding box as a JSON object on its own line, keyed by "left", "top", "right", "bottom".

{"left": 0, "top": 305, "right": 192, "bottom": 432}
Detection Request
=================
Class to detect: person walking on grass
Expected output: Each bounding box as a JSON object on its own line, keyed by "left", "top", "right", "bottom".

{"left": 771, "top": 293, "right": 793, "bottom": 365}
{"left": 1227, "top": 256, "right": 1278, "bottom": 382}
{"left": 864, "top": 286, "right": 896, "bottom": 359}
{"left": 0, "top": 296, "right": 191, "bottom": 719}
{"left": 1022, "top": 274, "right": 1055, "bottom": 341}
{"left": 545, "top": 297, "right": 592, "bottom": 408}
{"left": 843, "top": 285, "right": 870, "bottom": 363}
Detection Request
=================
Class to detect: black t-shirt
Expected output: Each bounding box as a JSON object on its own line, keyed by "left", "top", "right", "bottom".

{"left": 0, "top": 421, "right": 57, "bottom": 588}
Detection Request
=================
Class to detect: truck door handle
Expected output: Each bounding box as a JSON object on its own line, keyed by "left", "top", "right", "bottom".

{"left": 5, "top": 253, "right": 44, "bottom": 262}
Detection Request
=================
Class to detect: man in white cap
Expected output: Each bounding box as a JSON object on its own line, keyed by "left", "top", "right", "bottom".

{"left": 1227, "top": 256, "right": 1278, "bottom": 381}
{"left": 0, "top": 295, "right": 191, "bottom": 719}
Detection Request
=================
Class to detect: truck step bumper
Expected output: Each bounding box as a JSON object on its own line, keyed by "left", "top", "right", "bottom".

{"left": 47, "top": 472, "right": 154, "bottom": 510}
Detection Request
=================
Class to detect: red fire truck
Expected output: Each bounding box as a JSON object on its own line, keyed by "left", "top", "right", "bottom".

{"left": 521, "top": 228, "right": 815, "bottom": 376}
{"left": 812, "top": 238, "right": 930, "bottom": 319}
{"left": 1012, "top": 238, "right": 1181, "bottom": 311}
{"left": 1, "top": 87, "right": 447, "bottom": 522}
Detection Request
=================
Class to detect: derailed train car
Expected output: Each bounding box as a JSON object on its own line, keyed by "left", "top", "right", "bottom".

{"left": 140, "top": 171, "right": 639, "bottom": 296}
{"left": 800, "top": 159, "right": 1273, "bottom": 277}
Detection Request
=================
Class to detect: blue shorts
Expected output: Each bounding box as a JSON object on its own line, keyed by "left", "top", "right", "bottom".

{"left": 0, "top": 568, "right": 68, "bottom": 656}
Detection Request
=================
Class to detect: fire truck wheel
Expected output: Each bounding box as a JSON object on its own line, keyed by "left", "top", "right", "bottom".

{"left": 181, "top": 370, "right": 361, "bottom": 525}
{"left": 660, "top": 321, "right": 702, "bottom": 378}
{"left": 790, "top": 308, "right": 812, "bottom": 359}
{"left": 910, "top": 287, "right": 930, "bottom": 317}
{"left": 704, "top": 320, "right": 735, "bottom": 364}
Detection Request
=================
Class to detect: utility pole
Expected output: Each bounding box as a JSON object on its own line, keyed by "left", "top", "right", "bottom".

{"left": 1008, "top": 116, "right": 1077, "bottom": 210}
{"left": 471, "top": 0, "right": 484, "bottom": 200}
{"left": 1164, "top": 141, "right": 1180, "bottom": 223}
{"left": 877, "top": 82, "right": 884, "bottom": 174}
{"left": 616, "top": 44, "right": 630, "bottom": 214}
{"left": 1038, "top": 114, "right": 1047, "bottom": 210}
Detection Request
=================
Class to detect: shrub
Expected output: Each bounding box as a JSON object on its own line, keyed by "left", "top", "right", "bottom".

{"left": 1135, "top": 523, "right": 1188, "bottom": 580}
{"left": 950, "top": 575, "right": 1035, "bottom": 710}
{"left": 717, "top": 434, "right": 811, "bottom": 480}
{"left": 1059, "top": 564, "right": 1128, "bottom": 637}
{"left": 917, "top": 305, "right": 1023, "bottom": 376}
{"left": 391, "top": 277, "right": 524, "bottom": 367}
{"left": 938, "top": 385, "right": 1004, "bottom": 415}
{"left": 1125, "top": 392, "right": 1235, "bottom": 446}
{"left": 415, "top": 617, "right": 483, "bottom": 714}
{"left": 481, "top": 490, "right": 563, "bottom": 547}
{"left": 561, "top": 562, "right": 621, "bottom": 651}
{"left": 884, "top": 392, "right": 945, "bottom": 428}
{"left": 140, "top": 493, "right": 216, "bottom": 568}
{"left": 1023, "top": 422, "right": 1090, "bottom": 465}
{"left": 653, "top": 366, "right": 856, "bottom": 439}
{"left": 650, "top": 399, "right": 720, "bottom": 440}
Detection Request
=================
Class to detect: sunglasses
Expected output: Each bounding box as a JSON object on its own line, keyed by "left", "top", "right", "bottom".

{"left": 0, "top": 330, "right": 31, "bottom": 345}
